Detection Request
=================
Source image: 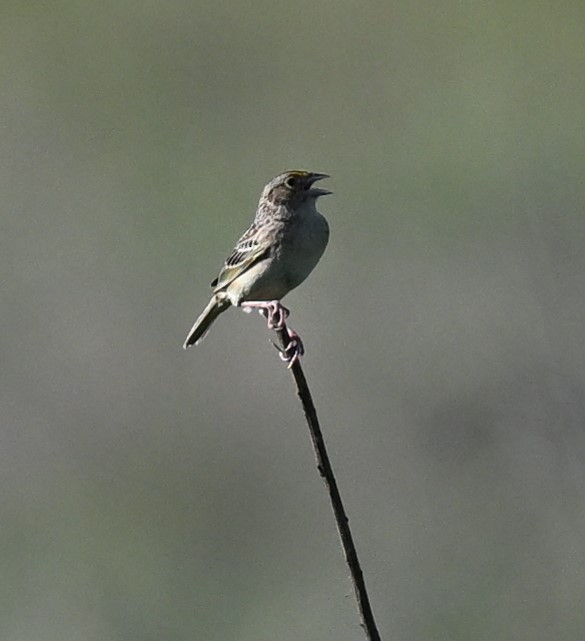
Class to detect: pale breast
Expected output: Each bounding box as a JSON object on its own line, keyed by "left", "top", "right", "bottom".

{"left": 226, "top": 207, "right": 329, "bottom": 305}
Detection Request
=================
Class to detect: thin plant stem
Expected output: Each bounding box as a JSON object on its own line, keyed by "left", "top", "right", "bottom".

{"left": 274, "top": 323, "right": 382, "bottom": 641}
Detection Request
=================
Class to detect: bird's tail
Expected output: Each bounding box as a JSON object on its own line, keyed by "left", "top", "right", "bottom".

{"left": 183, "top": 294, "right": 230, "bottom": 349}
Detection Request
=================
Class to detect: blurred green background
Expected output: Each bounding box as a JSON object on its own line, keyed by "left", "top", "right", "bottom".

{"left": 2, "top": 1, "right": 585, "bottom": 640}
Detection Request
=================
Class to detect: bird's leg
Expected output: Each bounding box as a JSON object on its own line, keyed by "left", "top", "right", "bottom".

{"left": 242, "top": 301, "right": 303, "bottom": 366}
{"left": 241, "top": 300, "right": 290, "bottom": 329}
{"left": 271, "top": 325, "right": 305, "bottom": 368}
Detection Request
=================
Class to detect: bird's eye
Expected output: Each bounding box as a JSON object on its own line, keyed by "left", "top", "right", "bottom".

{"left": 285, "top": 176, "right": 297, "bottom": 188}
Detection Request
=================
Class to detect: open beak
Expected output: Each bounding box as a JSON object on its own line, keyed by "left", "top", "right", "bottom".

{"left": 306, "top": 173, "right": 332, "bottom": 197}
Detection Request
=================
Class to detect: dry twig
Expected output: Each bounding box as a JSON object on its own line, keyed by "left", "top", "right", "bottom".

{"left": 273, "top": 322, "right": 382, "bottom": 641}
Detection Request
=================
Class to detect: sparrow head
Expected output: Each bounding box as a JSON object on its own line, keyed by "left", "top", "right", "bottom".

{"left": 262, "top": 170, "right": 331, "bottom": 206}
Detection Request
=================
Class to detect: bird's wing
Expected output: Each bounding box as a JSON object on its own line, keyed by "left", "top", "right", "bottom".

{"left": 211, "top": 222, "right": 272, "bottom": 291}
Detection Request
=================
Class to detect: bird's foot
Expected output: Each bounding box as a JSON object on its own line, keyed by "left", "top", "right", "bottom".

{"left": 241, "top": 300, "right": 289, "bottom": 329}
{"left": 271, "top": 327, "right": 305, "bottom": 368}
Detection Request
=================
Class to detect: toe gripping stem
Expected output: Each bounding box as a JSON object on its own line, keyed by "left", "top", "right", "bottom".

{"left": 271, "top": 325, "right": 305, "bottom": 369}
{"left": 241, "top": 300, "right": 303, "bottom": 366}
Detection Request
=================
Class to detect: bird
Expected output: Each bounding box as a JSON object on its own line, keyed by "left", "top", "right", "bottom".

{"left": 183, "top": 170, "right": 331, "bottom": 363}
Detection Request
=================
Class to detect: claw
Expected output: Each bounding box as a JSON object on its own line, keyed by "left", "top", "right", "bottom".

{"left": 286, "top": 346, "right": 301, "bottom": 369}
{"left": 270, "top": 340, "right": 286, "bottom": 356}
{"left": 270, "top": 342, "right": 292, "bottom": 366}
{"left": 284, "top": 332, "right": 304, "bottom": 368}
{"left": 270, "top": 327, "right": 304, "bottom": 368}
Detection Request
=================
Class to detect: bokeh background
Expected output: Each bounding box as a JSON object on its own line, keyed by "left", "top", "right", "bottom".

{"left": 2, "top": 1, "right": 585, "bottom": 640}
